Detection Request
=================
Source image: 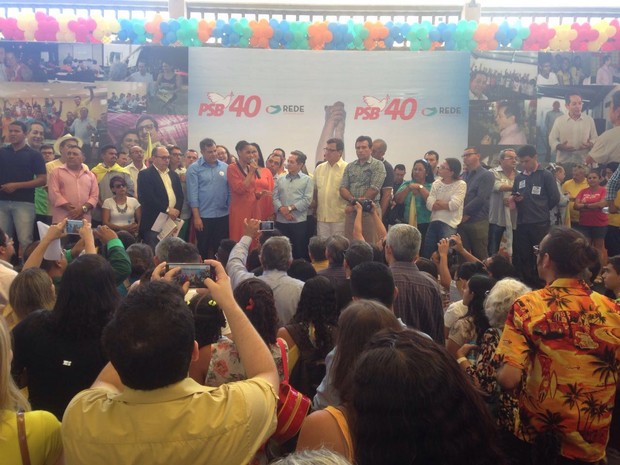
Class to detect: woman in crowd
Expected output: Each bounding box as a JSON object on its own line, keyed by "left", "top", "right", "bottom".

{"left": 216, "top": 144, "right": 234, "bottom": 164}
{"left": 252, "top": 142, "right": 275, "bottom": 221}
{"left": 153, "top": 60, "right": 182, "bottom": 111}
{"left": 206, "top": 278, "right": 287, "bottom": 386}
{"left": 421, "top": 158, "right": 467, "bottom": 258}
{"left": 102, "top": 175, "right": 141, "bottom": 236}
{"left": 0, "top": 318, "right": 63, "bottom": 465}
{"left": 188, "top": 293, "right": 227, "bottom": 384}
{"left": 575, "top": 170, "right": 608, "bottom": 266}
{"left": 11, "top": 254, "right": 120, "bottom": 419}
{"left": 446, "top": 273, "right": 496, "bottom": 357}
{"left": 3, "top": 268, "right": 55, "bottom": 330}
{"left": 456, "top": 278, "right": 530, "bottom": 430}
{"left": 394, "top": 159, "right": 434, "bottom": 239}
{"left": 278, "top": 276, "right": 339, "bottom": 398}
{"left": 296, "top": 300, "right": 402, "bottom": 462}
{"left": 443, "top": 261, "right": 488, "bottom": 338}
{"left": 352, "top": 328, "right": 505, "bottom": 465}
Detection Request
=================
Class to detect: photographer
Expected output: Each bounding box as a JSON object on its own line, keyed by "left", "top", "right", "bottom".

{"left": 352, "top": 199, "right": 386, "bottom": 246}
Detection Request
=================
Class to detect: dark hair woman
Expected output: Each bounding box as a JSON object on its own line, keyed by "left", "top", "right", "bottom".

{"left": 205, "top": 278, "right": 287, "bottom": 386}
{"left": 351, "top": 328, "right": 505, "bottom": 465}
{"left": 278, "top": 276, "right": 339, "bottom": 397}
{"left": 11, "top": 254, "right": 120, "bottom": 419}
{"left": 394, "top": 159, "right": 434, "bottom": 239}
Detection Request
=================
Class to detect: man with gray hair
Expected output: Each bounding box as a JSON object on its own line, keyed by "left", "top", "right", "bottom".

{"left": 227, "top": 219, "right": 304, "bottom": 324}
{"left": 384, "top": 223, "right": 444, "bottom": 343}
{"left": 488, "top": 148, "right": 518, "bottom": 256}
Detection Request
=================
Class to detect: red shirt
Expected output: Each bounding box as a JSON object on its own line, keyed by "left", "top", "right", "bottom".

{"left": 576, "top": 186, "right": 607, "bottom": 226}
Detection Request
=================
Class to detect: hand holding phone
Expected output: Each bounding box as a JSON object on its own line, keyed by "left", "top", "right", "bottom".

{"left": 166, "top": 263, "right": 213, "bottom": 288}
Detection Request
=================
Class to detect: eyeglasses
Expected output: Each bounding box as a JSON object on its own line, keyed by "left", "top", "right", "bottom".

{"left": 323, "top": 147, "right": 340, "bottom": 152}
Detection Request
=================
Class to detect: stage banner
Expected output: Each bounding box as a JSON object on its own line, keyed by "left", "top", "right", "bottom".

{"left": 188, "top": 48, "right": 469, "bottom": 169}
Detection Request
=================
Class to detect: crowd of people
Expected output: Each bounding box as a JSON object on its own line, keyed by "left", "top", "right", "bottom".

{"left": 1, "top": 88, "right": 620, "bottom": 465}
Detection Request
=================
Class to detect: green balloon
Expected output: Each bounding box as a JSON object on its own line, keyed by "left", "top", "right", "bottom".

{"left": 511, "top": 38, "right": 523, "bottom": 48}
{"left": 409, "top": 39, "right": 421, "bottom": 51}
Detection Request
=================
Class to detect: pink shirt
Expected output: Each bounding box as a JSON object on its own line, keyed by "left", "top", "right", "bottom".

{"left": 48, "top": 164, "right": 99, "bottom": 223}
{"left": 576, "top": 186, "right": 608, "bottom": 227}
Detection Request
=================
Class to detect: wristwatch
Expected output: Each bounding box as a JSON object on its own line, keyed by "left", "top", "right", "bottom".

{"left": 81, "top": 205, "right": 89, "bottom": 213}
{"left": 418, "top": 184, "right": 424, "bottom": 190}
{"left": 287, "top": 205, "right": 293, "bottom": 213}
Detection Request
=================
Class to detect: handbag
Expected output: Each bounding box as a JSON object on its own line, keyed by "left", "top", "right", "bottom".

{"left": 272, "top": 338, "right": 311, "bottom": 444}
{"left": 17, "top": 411, "right": 32, "bottom": 465}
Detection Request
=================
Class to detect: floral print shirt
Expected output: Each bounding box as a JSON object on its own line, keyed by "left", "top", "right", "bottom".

{"left": 495, "top": 278, "right": 620, "bottom": 462}
{"left": 206, "top": 336, "right": 287, "bottom": 387}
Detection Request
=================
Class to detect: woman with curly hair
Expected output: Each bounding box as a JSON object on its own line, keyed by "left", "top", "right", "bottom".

{"left": 205, "top": 278, "right": 287, "bottom": 386}
{"left": 446, "top": 273, "right": 496, "bottom": 357}
{"left": 296, "top": 300, "right": 402, "bottom": 462}
{"left": 0, "top": 317, "right": 63, "bottom": 465}
{"left": 278, "top": 276, "right": 339, "bottom": 397}
{"left": 351, "top": 328, "right": 505, "bottom": 465}
{"left": 11, "top": 254, "right": 120, "bottom": 420}
{"left": 455, "top": 278, "right": 530, "bottom": 430}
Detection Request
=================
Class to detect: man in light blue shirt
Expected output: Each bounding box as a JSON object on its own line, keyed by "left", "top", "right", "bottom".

{"left": 186, "top": 137, "right": 230, "bottom": 259}
{"left": 272, "top": 150, "right": 314, "bottom": 259}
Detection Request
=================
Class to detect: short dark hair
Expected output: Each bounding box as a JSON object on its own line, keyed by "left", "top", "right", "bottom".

{"left": 415, "top": 257, "right": 438, "bottom": 279}
{"left": 326, "top": 235, "right": 349, "bottom": 266}
{"left": 99, "top": 144, "right": 117, "bottom": 156}
{"left": 200, "top": 138, "right": 216, "bottom": 151}
{"left": 9, "top": 120, "right": 27, "bottom": 133}
{"left": 235, "top": 140, "right": 252, "bottom": 153}
{"left": 28, "top": 120, "right": 45, "bottom": 133}
{"left": 355, "top": 135, "right": 373, "bottom": 148}
{"left": 350, "top": 261, "right": 395, "bottom": 308}
{"left": 109, "top": 175, "right": 127, "bottom": 189}
{"left": 345, "top": 241, "right": 374, "bottom": 271}
{"left": 565, "top": 91, "right": 582, "bottom": 105}
{"left": 287, "top": 259, "right": 317, "bottom": 282}
{"left": 394, "top": 164, "right": 406, "bottom": 171}
{"left": 102, "top": 281, "right": 194, "bottom": 390}
{"left": 425, "top": 150, "right": 439, "bottom": 161}
{"left": 497, "top": 101, "right": 522, "bottom": 124}
{"left": 290, "top": 150, "right": 307, "bottom": 166}
{"left": 326, "top": 138, "right": 344, "bottom": 151}
{"left": 40, "top": 144, "right": 54, "bottom": 152}
{"left": 517, "top": 145, "right": 537, "bottom": 158}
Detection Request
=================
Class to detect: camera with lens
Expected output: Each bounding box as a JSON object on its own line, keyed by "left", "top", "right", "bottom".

{"left": 359, "top": 199, "right": 373, "bottom": 212}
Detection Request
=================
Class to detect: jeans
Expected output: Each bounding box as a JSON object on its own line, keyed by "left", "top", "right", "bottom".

{"left": 0, "top": 200, "right": 35, "bottom": 255}
{"left": 488, "top": 223, "right": 506, "bottom": 257}
{"left": 421, "top": 220, "right": 456, "bottom": 258}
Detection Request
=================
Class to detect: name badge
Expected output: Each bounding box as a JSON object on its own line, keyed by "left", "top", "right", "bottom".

{"left": 519, "top": 180, "right": 526, "bottom": 189}
{"left": 532, "top": 186, "right": 541, "bottom": 195}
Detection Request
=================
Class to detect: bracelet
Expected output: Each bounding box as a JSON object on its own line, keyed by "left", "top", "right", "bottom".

{"left": 456, "top": 356, "right": 468, "bottom": 364}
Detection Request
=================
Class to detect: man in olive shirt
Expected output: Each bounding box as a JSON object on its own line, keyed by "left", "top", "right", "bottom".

{"left": 340, "top": 135, "right": 386, "bottom": 244}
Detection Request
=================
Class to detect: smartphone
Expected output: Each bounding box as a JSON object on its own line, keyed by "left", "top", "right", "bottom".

{"left": 166, "top": 263, "right": 212, "bottom": 288}
{"left": 65, "top": 219, "right": 83, "bottom": 235}
{"left": 259, "top": 220, "right": 275, "bottom": 231}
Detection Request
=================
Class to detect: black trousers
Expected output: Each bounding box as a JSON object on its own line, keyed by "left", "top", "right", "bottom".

{"left": 513, "top": 221, "right": 550, "bottom": 289}
{"left": 276, "top": 221, "right": 309, "bottom": 260}
{"left": 196, "top": 215, "right": 229, "bottom": 259}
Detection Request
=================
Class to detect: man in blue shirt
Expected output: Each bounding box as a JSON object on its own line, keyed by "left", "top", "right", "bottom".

{"left": 186, "top": 138, "right": 230, "bottom": 259}
{"left": 273, "top": 150, "right": 314, "bottom": 259}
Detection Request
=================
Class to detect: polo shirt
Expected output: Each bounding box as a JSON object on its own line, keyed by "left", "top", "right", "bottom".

{"left": 62, "top": 377, "right": 277, "bottom": 465}
{"left": 0, "top": 144, "right": 46, "bottom": 202}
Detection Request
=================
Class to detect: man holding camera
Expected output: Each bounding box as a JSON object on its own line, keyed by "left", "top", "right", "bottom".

{"left": 272, "top": 150, "right": 314, "bottom": 260}
{"left": 339, "top": 136, "right": 386, "bottom": 245}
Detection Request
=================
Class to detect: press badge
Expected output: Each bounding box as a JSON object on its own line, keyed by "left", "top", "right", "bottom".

{"left": 532, "top": 186, "right": 541, "bottom": 195}
{"left": 519, "top": 180, "right": 526, "bottom": 189}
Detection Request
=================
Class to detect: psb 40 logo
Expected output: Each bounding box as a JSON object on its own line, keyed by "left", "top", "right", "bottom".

{"left": 198, "top": 92, "right": 262, "bottom": 117}
{"left": 354, "top": 95, "right": 418, "bottom": 121}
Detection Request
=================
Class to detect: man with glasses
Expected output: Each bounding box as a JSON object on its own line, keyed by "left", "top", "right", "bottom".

{"left": 138, "top": 146, "right": 184, "bottom": 248}
{"left": 135, "top": 115, "right": 161, "bottom": 151}
{"left": 314, "top": 138, "right": 348, "bottom": 238}
{"left": 458, "top": 147, "right": 494, "bottom": 260}
{"left": 91, "top": 145, "right": 134, "bottom": 227}
{"left": 488, "top": 149, "right": 518, "bottom": 256}
{"left": 512, "top": 145, "right": 560, "bottom": 288}
{"left": 339, "top": 135, "right": 386, "bottom": 244}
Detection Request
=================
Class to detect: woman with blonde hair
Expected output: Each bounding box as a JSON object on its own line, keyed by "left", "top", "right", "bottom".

{"left": 0, "top": 317, "right": 63, "bottom": 464}
{"left": 5, "top": 268, "right": 56, "bottom": 329}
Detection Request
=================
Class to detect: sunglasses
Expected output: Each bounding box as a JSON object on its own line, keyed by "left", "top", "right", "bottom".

{"left": 113, "top": 184, "right": 126, "bottom": 188}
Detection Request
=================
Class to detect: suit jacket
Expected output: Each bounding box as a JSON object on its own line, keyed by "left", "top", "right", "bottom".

{"left": 138, "top": 166, "right": 184, "bottom": 238}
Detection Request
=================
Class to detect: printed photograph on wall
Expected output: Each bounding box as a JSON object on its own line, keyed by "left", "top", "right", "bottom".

{"left": 106, "top": 112, "right": 188, "bottom": 153}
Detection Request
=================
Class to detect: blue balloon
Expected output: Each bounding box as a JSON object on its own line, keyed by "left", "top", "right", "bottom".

{"left": 429, "top": 30, "right": 441, "bottom": 42}
{"left": 216, "top": 19, "right": 225, "bottom": 28}
{"left": 269, "top": 38, "right": 280, "bottom": 48}
{"left": 169, "top": 20, "right": 180, "bottom": 32}
{"left": 229, "top": 32, "right": 240, "bottom": 45}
